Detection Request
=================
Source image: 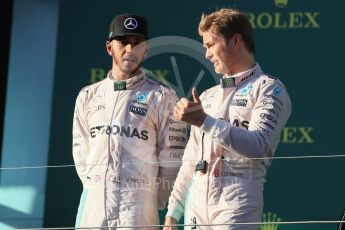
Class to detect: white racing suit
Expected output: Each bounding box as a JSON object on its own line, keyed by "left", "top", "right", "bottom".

{"left": 73, "top": 70, "right": 186, "bottom": 229}
{"left": 166, "top": 64, "right": 291, "bottom": 230}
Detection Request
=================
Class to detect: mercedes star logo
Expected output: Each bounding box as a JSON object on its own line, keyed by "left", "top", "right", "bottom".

{"left": 124, "top": 18, "right": 138, "bottom": 30}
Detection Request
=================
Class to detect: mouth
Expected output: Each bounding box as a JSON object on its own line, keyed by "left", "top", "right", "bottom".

{"left": 211, "top": 60, "right": 219, "bottom": 66}
{"left": 122, "top": 55, "right": 137, "bottom": 63}
{"left": 122, "top": 59, "right": 137, "bottom": 65}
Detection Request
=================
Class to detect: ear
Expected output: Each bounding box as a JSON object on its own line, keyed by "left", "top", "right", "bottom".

{"left": 106, "top": 41, "right": 113, "bottom": 56}
{"left": 143, "top": 42, "right": 149, "bottom": 57}
{"left": 233, "top": 34, "right": 242, "bottom": 47}
{"left": 144, "top": 41, "right": 149, "bottom": 53}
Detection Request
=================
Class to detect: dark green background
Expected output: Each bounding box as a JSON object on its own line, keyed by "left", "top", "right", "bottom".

{"left": 44, "top": 0, "right": 345, "bottom": 229}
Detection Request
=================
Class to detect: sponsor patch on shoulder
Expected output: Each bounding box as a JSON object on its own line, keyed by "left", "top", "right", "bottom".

{"left": 273, "top": 86, "right": 281, "bottom": 96}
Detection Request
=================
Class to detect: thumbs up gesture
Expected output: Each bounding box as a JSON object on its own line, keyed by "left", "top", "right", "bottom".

{"left": 173, "top": 87, "right": 207, "bottom": 127}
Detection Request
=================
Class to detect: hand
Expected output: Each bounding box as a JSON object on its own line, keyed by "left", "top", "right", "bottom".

{"left": 174, "top": 87, "right": 207, "bottom": 127}
{"left": 163, "top": 216, "right": 178, "bottom": 230}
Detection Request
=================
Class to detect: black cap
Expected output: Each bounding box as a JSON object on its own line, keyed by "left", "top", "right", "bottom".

{"left": 108, "top": 14, "right": 148, "bottom": 41}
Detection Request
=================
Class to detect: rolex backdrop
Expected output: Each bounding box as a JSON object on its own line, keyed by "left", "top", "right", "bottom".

{"left": 44, "top": 0, "right": 345, "bottom": 229}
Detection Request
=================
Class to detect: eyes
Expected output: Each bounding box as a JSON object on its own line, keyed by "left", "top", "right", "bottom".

{"left": 204, "top": 41, "right": 215, "bottom": 49}
{"left": 115, "top": 38, "right": 146, "bottom": 47}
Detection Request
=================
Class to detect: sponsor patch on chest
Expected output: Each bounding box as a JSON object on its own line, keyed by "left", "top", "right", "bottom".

{"left": 129, "top": 105, "right": 147, "bottom": 116}
{"left": 230, "top": 99, "right": 248, "bottom": 107}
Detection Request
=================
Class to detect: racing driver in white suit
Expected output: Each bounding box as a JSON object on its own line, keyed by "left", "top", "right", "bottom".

{"left": 164, "top": 9, "right": 292, "bottom": 230}
{"left": 72, "top": 14, "right": 186, "bottom": 229}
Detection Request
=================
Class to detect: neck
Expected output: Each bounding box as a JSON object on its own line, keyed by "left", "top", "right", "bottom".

{"left": 227, "top": 52, "right": 256, "bottom": 76}
{"left": 111, "top": 66, "right": 141, "bottom": 80}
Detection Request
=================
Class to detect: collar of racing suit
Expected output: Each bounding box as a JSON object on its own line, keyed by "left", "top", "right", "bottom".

{"left": 220, "top": 63, "right": 262, "bottom": 88}
{"left": 106, "top": 69, "right": 146, "bottom": 91}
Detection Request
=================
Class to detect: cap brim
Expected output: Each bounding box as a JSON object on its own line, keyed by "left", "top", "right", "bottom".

{"left": 109, "top": 33, "right": 149, "bottom": 41}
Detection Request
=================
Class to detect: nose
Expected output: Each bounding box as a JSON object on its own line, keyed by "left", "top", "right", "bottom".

{"left": 125, "top": 43, "right": 133, "bottom": 53}
{"left": 205, "top": 48, "right": 212, "bottom": 60}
